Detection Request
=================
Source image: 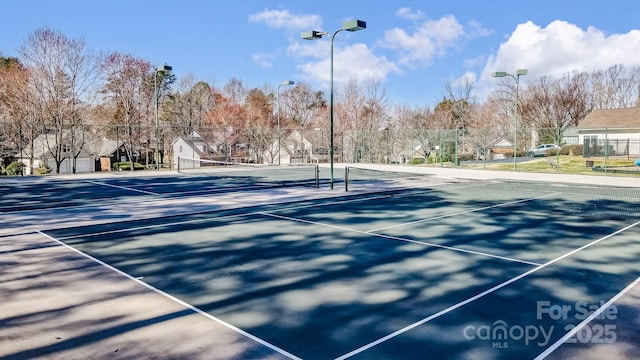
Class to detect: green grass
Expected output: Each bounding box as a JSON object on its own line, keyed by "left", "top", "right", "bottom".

{"left": 463, "top": 155, "right": 640, "bottom": 176}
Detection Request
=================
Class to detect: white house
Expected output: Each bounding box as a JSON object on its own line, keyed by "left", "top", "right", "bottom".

{"left": 18, "top": 133, "right": 96, "bottom": 174}
{"left": 172, "top": 132, "right": 221, "bottom": 167}
{"left": 263, "top": 130, "right": 313, "bottom": 164}
{"left": 577, "top": 107, "right": 640, "bottom": 156}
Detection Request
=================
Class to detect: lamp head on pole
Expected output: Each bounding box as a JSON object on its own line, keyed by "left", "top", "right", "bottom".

{"left": 342, "top": 20, "right": 366, "bottom": 31}
{"left": 516, "top": 69, "right": 528, "bottom": 76}
{"left": 301, "top": 30, "right": 326, "bottom": 40}
{"left": 491, "top": 71, "right": 508, "bottom": 78}
{"left": 157, "top": 64, "right": 172, "bottom": 73}
{"left": 281, "top": 80, "right": 295, "bottom": 86}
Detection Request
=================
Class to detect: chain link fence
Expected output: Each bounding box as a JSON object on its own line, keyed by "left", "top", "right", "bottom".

{"left": 1, "top": 121, "right": 639, "bottom": 174}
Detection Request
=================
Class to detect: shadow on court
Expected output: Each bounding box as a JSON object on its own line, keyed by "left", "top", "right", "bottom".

{"left": 0, "top": 234, "right": 291, "bottom": 360}
{"left": 0, "top": 172, "right": 322, "bottom": 213}
{"left": 29, "top": 183, "right": 640, "bottom": 360}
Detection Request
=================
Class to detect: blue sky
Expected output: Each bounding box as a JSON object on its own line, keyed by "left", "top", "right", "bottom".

{"left": 2, "top": 1, "right": 640, "bottom": 107}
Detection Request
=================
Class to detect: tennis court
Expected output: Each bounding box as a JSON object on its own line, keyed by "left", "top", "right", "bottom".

{"left": 1, "top": 165, "right": 639, "bottom": 359}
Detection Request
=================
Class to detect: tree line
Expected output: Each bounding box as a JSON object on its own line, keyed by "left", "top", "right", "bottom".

{"left": 1, "top": 27, "right": 639, "bottom": 173}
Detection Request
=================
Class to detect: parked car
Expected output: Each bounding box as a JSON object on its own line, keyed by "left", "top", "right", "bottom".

{"left": 526, "top": 144, "right": 561, "bottom": 157}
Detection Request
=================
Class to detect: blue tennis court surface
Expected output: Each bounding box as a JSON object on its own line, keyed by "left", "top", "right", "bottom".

{"left": 0, "top": 165, "right": 323, "bottom": 213}
{"left": 2, "top": 169, "right": 640, "bottom": 359}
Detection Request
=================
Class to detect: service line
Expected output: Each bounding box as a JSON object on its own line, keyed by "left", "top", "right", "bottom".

{"left": 36, "top": 230, "right": 302, "bottom": 360}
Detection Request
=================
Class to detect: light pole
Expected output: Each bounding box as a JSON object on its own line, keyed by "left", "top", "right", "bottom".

{"left": 491, "top": 69, "right": 527, "bottom": 171}
{"left": 277, "top": 80, "right": 295, "bottom": 165}
{"left": 302, "top": 19, "right": 366, "bottom": 189}
{"left": 155, "top": 64, "right": 172, "bottom": 170}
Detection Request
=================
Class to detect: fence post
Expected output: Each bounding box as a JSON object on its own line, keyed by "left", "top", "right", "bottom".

{"left": 344, "top": 166, "right": 349, "bottom": 192}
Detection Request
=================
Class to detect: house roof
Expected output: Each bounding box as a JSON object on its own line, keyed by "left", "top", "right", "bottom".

{"left": 178, "top": 137, "right": 206, "bottom": 157}
{"left": 578, "top": 107, "right": 640, "bottom": 129}
{"left": 19, "top": 132, "right": 119, "bottom": 158}
{"left": 488, "top": 136, "right": 513, "bottom": 147}
{"left": 172, "top": 132, "right": 219, "bottom": 158}
{"left": 93, "top": 138, "right": 121, "bottom": 157}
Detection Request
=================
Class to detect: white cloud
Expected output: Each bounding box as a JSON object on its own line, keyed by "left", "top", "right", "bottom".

{"left": 453, "top": 71, "right": 477, "bottom": 88}
{"left": 295, "top": 42, "right": 399, "bottom": 89}
{"left": 467, "top": 20, "right": 493, "bottom": 38}
{"left": 380, "top": 15, "right": 466, "bottom": 67}
{"left": 482, "top": 20, "right": 640, "bottom": 82}
{"left": 248, "top": 9, "right": 322, "bottom": 31}
{"left": 252, "top": 53, "right": 274, "bottom": 68}
{"left": 395, "top": 7, "right": 426, "bottom": 21}
{"left": 464, "top": 55, "right": 486, "bottom": 69}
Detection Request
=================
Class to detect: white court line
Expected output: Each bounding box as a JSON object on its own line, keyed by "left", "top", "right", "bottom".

{"left": 85, "top": 180, "right": 160, "bottom": 195}
{"left": 266, "top": 181, "right": 494, "bottom": 217}
{"left": 534, "top": 276, "right": 640, "bottom": 360}
{"left": 36, "top": 230, "right": 302, "bottom": 360}
{"left": 53, "top": 212, "right": 244, "bottom": 241}
{"left": 52, "top": 192, "right": 399, "bottom": 241}
{"left": 333, "top": 219, "right": 640, "bottom": 360}
{"left": 368, "top": 192, "right": 559, "bottom": 232}
{"left": 260, "top": 212, "right": 541, "bottom": 266}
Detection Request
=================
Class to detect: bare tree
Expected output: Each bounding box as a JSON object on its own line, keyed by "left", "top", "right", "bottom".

{"left": 163, "top": 75, "right": 216, "bottom": 138}
{"left": 590, "top": 64, "right": 638, "bottom": 109}
{"left": 334, "top": 79, "right": 389, "bottom": 162}
{"left": 286, "top": 82, "right": 325, "bottom": 128}
{"left": 19, "top": 27, "right": 98, "bottom": 173}
{"left": 0, "top": 57, "right": 41, "bottom": 171}
{"left": 204, "top": 83, "right": 247, "bottom": 162}
{"left": 465, "top": 98, "right": 502, "bottom": 160}
{"left": 444, "top": 75, "right": 476, "bottom": 129}
{"left": 520, "top": 72, "right": 592, "bottom": 144}
{"left": 245, "top": 87, "right": 273, "bottom": 163}
{"left": 99, "top": 52, "right": 153, "bottom": 170}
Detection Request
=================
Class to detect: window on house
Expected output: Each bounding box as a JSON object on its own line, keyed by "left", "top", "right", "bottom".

{"left": 179, "top": 145, "right": 183, "bottom": 153}
{"left": 62, "top": 144, "right": 71, "bottom": 153}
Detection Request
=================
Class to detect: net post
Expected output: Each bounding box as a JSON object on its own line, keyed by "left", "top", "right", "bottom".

{"left": 315, "top": 165, "right": 319, "bottom": 188}
{"left": 345, "top": 166, "right": 349, "bottom": 192}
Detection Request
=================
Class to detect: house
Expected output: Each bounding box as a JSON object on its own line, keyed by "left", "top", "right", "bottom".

{"left": 577, "top": 107, "right": 640, "bottom": 156}
{"left": 487, "top": 137, "right": 514, "bottom": 159}
{"left": 561, "top": 126, "right": 579, "bottom": 145}
{"left": 172, "top": 132, "right": 222, "bottom": 167}
{"left": 85, "top": 137, "right": 129, "bottom": 171}
{"left": 18, "top": 133, "right": 96, "bottom": 174}
{"left": 263, "top": 130, "right": 314, "bottom": 164}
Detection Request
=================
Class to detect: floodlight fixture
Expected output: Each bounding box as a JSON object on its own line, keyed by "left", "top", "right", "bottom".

{"left": 342, "top": 20, "right": 366, "bottom": 31}
{"left": 491, "top": 68, "right": 528, "bottom": 172}
{"left": 301, "top": 19, "right": 367, "bottom": 189}
{"left": 301, "top": 30, "right": 326, "bottom": 40}
{"left": 154, "top": 64, "right": 172, "bottom": 170}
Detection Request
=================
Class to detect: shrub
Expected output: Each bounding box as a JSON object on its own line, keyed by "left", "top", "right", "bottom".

{"left": 35, "top": 164, "right": 52, "bottom": 175}
{"left": 6, "top": 161, "right": 24, "bottom": 176}
{"left": 113, "top": 161, "right": 145, "bottom": 170}
{"left": 564, "top": 144, "right": 583, "bottom": 156}
{"left": 544, "top": 148, "right": 560, "bottom": 157}
{"left": 408, "top": 157, "right": 425, "bottom": 165}
{"left": 502, "top": 150, "right": 527, "bottom": 158}
{"left": 458, "top": 153, "right": 476, "bottom": 161}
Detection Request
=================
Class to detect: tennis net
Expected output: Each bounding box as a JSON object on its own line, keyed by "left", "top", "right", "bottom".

{"left": 344, "top": 166, "right": 462, "bottom": 192}
{"left": 177, "top": 156, "right": 319, "bottom": 189}
{"left": 345, "top": 165, "right": 640, "bottom": 221}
